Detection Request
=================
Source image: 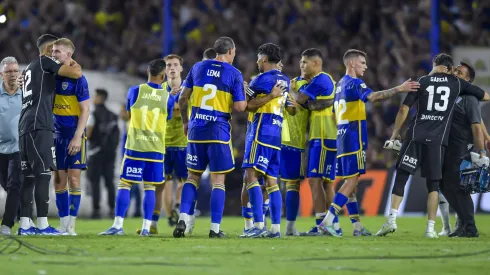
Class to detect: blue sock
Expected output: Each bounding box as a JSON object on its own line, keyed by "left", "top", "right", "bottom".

{"left": 285, "top": 182, "right": 300, "bottom": 221}
{"left": 210, "top": 183, "right": 225, "bottom": 224}
{"left": 316, "top": 213, "right": 326, "bottom": 226}
{"left": 242, "top": 206, "right": 253, "bottom": 220}
{"left": 189, "top": 200, "right": 197, "bottom": 216}
{"left": 328, "top": 193, "right": 348, "bottom": 216}
{"left": 333, "top": 215, "right": 339, "bottom": 224}
{"left": 180, "top": 180, "right": 198, "bottom": 215}
{"left": 152, "top": 210, "right": 160, "bottom": 222}
{"left": 246, "top": 181, "right": 264, "bottom": 223}
{"left": 143, "top": 186, "right": 156, "bottom": 221}
{"left": 346, "top": 199, "right": 360, "bottom": 223}
{"left": 115, "top": 182, "right": 131, "bottom": 218}
{"left": 267, "top": 185, "right": 282, "bottom": 225}
{"left": 55, "top": 188, "right": 69, "bottom": 218}
{"left": 263, "top": 199, "right": 270, "bottom": 216}
{"left": 69, "top": 188, "right": 81, "bottom": 217}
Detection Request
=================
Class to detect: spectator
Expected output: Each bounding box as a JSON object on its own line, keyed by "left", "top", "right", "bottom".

{"left": 86, "top": 89, "right": 119, "bottom": 218}
{"left": 0, "top": 56, "right": 22, "bottom": 235}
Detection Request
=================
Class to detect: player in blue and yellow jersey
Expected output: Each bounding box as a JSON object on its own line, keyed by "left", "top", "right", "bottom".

{"left": 99, "top": 59, "right": 171, "bottom": 236}
{"left": 242, "top": 43, "right": 295, "bottom": 238}
{"left": 293, "top": 49, "right": 339, "bottom": 236}
{"left": 51, "top": 38, "right": 90, "bottom": 236}
{"left": 174, "top": 37, "right": 247, "bottom": 238}
{"left": 281, "top": 74, "right": 309, "bottom": 236}
{"left": 318, "top": 49, "right": 419, "bottom": 237}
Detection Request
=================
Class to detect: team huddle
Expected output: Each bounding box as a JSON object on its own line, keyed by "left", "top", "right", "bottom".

{"left": 15, "top": 34, "right": 490, "bottom": 238}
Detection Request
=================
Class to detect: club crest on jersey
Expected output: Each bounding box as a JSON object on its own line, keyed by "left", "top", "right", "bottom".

{"left": 360, "top": 83, "right": 367, "bottom": 88}
{"left": 62, "top": 82, "right": 69, "bottom": 90}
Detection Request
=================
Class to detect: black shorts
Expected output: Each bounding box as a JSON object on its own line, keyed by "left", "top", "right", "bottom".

{"left": 396, "top": 140, "right": 445, "bottom": 180}
{"left": 19, "top": 130, "right": 56, "bottom": 176}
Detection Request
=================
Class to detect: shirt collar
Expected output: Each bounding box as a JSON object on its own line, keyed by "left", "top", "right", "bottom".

{"left": 147, "top": 82, "right": 162, "bottom": 89}
{"left": 0, "top": 81, "right": 21, "bottom": 96}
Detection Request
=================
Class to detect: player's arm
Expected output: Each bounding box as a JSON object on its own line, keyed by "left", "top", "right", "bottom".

{"left": 391, "top": 92, "right": 417, "bottom": 140}
{"left": 42, "top": 56, "right": 82, "bottom": 79}
{"left": 232, "top": 73, "right": 247, "bottom": 112}
{"left": 306, "top": 99, "right": 334, "bottom": 111}
{"left": 178, "top": 87, "right": 192, "bottom": 125}
{"left": 285, "top": 93, "right": 297, "bottom": 116}
{"left": 68, "top": 77, "right": 91, "bottom": 155}
{"left": 246, "top": 82, "right": 285, "bottom": 112}
{"left": 460, "top": 80, "right": 490, "bottom": 101}
{"left": 465, "top": 96, "right": 487, "bottom": 158}
{"left": 481, "top": 120, "right": 490, "bottom": 142}
{"left": 366, "top": 79, "right": 420, "bottom": 102}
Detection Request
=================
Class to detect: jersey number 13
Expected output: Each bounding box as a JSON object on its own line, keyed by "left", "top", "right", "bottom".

{"left": 425, "top": 85, "right": 449, "bottom": 112}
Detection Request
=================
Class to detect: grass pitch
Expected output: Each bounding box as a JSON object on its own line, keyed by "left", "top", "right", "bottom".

{"left": 1, "top": 216, "right": 490, "bottom": 275}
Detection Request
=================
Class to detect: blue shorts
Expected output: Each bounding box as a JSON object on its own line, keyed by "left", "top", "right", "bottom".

{"left": 307, "top": 139, "right": 336, "bottom": 181}
{"left": 165, "top": 147, "right": 188, "bottom": 180}
{"left": 336, "top": 150, "right": 366, "bottom": 179}
{"left": 243, "top": 141, "right": 280, "bottom": 179}
{"left": 186, "top": 142, "right": 235, "bottom": 173}
{"left": 280, "top": 146, "right": 305, "bottom": 181}
{"left": 54, "top": 137, "right": 87, "bottom": 170}
{"left": 120, "top": 156, "right": 165, "bottom": 184}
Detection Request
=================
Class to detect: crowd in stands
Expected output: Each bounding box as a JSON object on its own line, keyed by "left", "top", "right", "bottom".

{"left": 2, "top": 0, "right": 489, "bottom": 170}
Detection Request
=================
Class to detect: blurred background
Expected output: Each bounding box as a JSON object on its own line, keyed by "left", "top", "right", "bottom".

{"left": 1, "top": 0, "right": 490, "bottom": 219}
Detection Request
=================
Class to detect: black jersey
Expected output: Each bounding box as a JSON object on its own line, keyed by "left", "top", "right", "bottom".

{"left": 19, "top": 56, "right": 62, "bottom": 136}
{"left": 447, "top": 95, "right": 482, "bottom": 157}
{"left": 402, "top": 73, "right": 485, "bottom": 146}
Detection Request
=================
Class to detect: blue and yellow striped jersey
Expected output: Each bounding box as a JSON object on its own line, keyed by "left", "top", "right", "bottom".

{"left": 299, "top": 72, "right": 336, "bottom": 148}
{"left": 125, "top": 82, "right": 173, "bottom": 161}
{"left": 53, "top": 75, "right": 90, "bottom": 138}
{"left": 183, "top": 60, "right": 245, "bottom": 143}
{"left": 334, "top": 74, "right": 373, "bottom": 156}
{"left": 248, "top": 70, "right": 290, "bottom": 149}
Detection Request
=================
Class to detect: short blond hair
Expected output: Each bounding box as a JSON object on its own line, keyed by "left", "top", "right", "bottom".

{"left": 54, "top": 38, "right": 75, "bottom": 53}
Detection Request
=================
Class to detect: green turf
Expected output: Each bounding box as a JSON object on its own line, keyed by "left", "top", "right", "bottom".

{"left": 1, "top": 216, "right": 490, "bottom": 275}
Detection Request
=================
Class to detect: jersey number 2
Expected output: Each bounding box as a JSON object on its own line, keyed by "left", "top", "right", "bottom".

{"left": 23, "top": 70, "right": 32, "bottom": 98}
{"left": 334, "top": 99, "right": 349, "bottom": 125}
{"left": 426, "top": 85, "right": 449, "bottom": 111}
{"left": 200, "top": 84, "right": 217, "bottom": 111}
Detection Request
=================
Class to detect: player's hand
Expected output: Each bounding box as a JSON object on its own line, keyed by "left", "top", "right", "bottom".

{"left": 271, "top": 81, "right": 287, "bottom": 98}
{"left": 183, "top": 123, "right": 189, "bottom": 136}
{"left": 397, "top": 78, "right": 420, "bottom": 92}
{"left": 68, "top": 136, "right": 82, "bottom": 156}
{"left": 287, "top": 93, "right": 298, "bottom": 107}
{"left": 170, "top": 87, "right": 182, "bottom": 95}
{"left": 70, "top": 59, "right": 78, "bottom": 66}
{"left": 383, "top": 140, "right": 402, "bottom": 152}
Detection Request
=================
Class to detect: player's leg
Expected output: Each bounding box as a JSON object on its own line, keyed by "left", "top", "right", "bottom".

{"left": 173, "top": 149, "right": 188, "bottom": 227}
{"left": 377, "top": 141, "right": 418, "bottom": 236}
{"left": 437, "top": 192, "right": 452, "bottom": 236}
{"left": 302, "top": 140, "right": 327, "bottom": 235}
{"left": 283, "top": 149, "right": 303, "bottom": 236}
{"left": 242, "top": 141, "right": 266, "bottom": 237}
{"left": 162, "top": 178, "right": 173, "bottom": 224}
{"left": 52, "top": 137, "right": 69, "bottom": 232}
{"left": 29, "top": 131, "right": 59, "bottom": 235}
{"left": 420, "top": 144, "right": 446, "bottom": 238}
{"left": 323, "top": 149, "right": 343, "bottom": 235}
{"left": 66, "top": 169, "right": 82, "bottom": 235}
{"left": 206, "top": 142, "right": 235, "bottom": 238}
{"left": 173, "top": 143, "right": 205, "bottom": 238}
{"left": 18, "top": 135, "right": 36, "bottom": 235}
{"left": 263, "top": 148, "right": 281, "bottom": 238}
{"left": 240, "top": 176, "right": 254, "bottom": 235}
{"left": 99, "top": 156, "right": 144, "bottom": 235}
{"left": 319, "top": 150, "right": 366, "bottom": 237}
{"left": 138, "top": 159, "right": 165, "bottom": 236}
{"left": 102, "top": 154, "right": 116, "bottom": 217}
